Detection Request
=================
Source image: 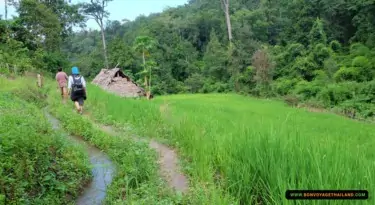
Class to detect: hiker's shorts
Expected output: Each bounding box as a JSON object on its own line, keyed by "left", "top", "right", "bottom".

{"left": 71, "top": 90, "right": 86, "bottom": 105}
{"left": 77, "top": 97, "right": 84, "bottom": 106}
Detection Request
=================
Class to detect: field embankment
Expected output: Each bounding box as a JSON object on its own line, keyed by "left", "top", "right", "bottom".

{"left": 0, "top": 77, "right": 91, "bottom": 204}
{"left": 86, "top": 84, "right": 374, "bottom": 205}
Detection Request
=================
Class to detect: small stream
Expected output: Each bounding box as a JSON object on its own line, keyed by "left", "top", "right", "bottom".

{"left": 43, "top": 108, "right": 115, "bottom": 205}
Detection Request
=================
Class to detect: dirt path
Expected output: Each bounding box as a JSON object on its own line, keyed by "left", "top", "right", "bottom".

{"left": 98, "top": 123, "right": 189, "bottom": 194}
{"left": 44, "top": 108, "right": 115, "bottom": 205}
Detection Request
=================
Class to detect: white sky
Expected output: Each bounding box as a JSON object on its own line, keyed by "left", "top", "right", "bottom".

{"left": 0, "top": 0, "right": 188, "bottom": 30}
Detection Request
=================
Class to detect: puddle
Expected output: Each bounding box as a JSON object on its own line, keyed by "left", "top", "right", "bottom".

{"left": 44, "top": 108, "right": 115, "bottom": 205}
{"left": 97, "top": 123, "right": 189, "bottom": 194}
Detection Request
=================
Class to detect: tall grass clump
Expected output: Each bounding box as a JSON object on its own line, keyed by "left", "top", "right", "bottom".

{"left": 45, "top": 82, "right": 186, "bottom": 204}
{"left": 0, "top": 76, "right": 48, "bottom": 107}
{"left": 0, "top": 92, "right": 91, "bottom": 205}
{"left": 86, "top": 84, "right": 375, "bottom": 205}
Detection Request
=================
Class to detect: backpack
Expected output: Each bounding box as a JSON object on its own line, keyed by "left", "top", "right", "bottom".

{"left": 72, "top": 76, "right": 84, "bottom": 92}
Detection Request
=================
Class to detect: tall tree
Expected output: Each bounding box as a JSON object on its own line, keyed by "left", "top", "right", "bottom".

{"left": 133, "top": 35, "right": 157, "bottom": 99}
{"left": 16, "top": 0, "right": 62, "bottom": 52}
{"left": 80, "top": 0, "right": 112, "bottom": 68}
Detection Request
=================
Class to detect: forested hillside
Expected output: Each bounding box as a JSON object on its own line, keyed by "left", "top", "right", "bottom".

{"left": 1, "top": 0, "right": 375, "bottom": 119}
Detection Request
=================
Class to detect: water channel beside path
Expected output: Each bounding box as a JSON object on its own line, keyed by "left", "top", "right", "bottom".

{"left": 44, "top": 108, "right": 115, "bottom": 205}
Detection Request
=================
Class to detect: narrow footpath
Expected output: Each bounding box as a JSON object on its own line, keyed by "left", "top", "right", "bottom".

{"left": 44, "top": 108, "right": 116, "bottom": 205}
{"left": 97, "top": 122, "right": 189, "bottom": 194}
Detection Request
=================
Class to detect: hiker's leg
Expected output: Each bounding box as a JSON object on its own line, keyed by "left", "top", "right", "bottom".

{"left": 74, "top": 101, "right": 80, "bottom": 112}
{"left": 60, "top": 87, "right": 64, "bottom": 100}
{"left": 62, "top": 87, "right": 67, "bottom": 103}
{"left": 78, "top": 98, "right": 84, "bottom": 114}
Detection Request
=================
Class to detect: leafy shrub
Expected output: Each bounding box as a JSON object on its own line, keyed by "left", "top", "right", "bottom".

{"left": 12, "top": 84, "right": 48, "bottom": 107}
{"left": 185, "top": 73, "right": 205, "bottom": 93}
{"left": 323, "top": 58, "right": 339, "bottom": 78}
{"left": 286, "top": 43, "right": 306, "bottom": 61}
{"left": 0, "top": 93, "right": 91, "bottom": 204}
{"left": 329, "top": 40, "right": 341, "bottom": 52}
{"left": 292, "top": 56, "right": 318, "bottom": 81}
{"left": 357, "top": 80, "right": 375, "bottom": 103}
{"left": 300, "top": 98, "right": 326, "bottom": 109}
{"left": 313, "top": 43, "right": 331, "bottom": 66}
{"left": 352, "top": 56, "right": 370, "bottom": 68}
{"left": 293, "top": 80, "right": 322, "bottom": 100}
{"left": 313, "top": 70, "right": 330, "bottom": 84}
{"left": 283, "top": 95, "right": 300, "bottom": 107}
{"left": 272, "top": 77, "right": 299, "bottom": 96}
{"left": 333, "top": 67, "right": 360, "bottom": 82}
{"left": 350, "top": 43, "right": 370, "bottom": 57}
{"left": 317, "top": 82, "right": 359, "bottom": 106}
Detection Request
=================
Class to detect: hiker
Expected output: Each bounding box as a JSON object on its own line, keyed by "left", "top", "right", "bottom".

{"left": 68, "top": 66, "right": 87, "bottom": 114}
{"left": 55, "top": 67, "right": 68, "bottom": 102}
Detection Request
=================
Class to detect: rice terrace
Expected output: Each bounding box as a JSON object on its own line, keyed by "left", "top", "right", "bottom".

{"left": 1, "top": 0, "right": 375, "bottom": 204}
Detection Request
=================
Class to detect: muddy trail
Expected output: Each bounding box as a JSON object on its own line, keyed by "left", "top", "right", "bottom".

{"left": 44, "top": 108, "right": 116, "bottom": 205}
{"left": 98, "top": 123, "right": 189, "bottom": 194}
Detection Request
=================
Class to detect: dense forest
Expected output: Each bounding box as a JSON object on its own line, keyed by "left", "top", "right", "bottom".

{"left": 1, "top": 0, "right": 375, "bottom": 119}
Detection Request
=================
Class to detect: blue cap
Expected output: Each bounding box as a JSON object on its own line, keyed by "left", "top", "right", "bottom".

{"left": 72, "top": 66, "right": 79, "bottom": 74}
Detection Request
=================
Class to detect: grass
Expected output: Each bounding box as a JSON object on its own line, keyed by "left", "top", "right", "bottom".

{"left": 85, "top": 84, "right": 374, "bottom": 205}
{"left": 45, "top": 81, "right": 188, "bottom": 204}
{"left": 0, "top": 80, "right": 91, "bottom": 204}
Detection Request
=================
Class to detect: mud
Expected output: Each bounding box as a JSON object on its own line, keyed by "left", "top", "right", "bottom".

{"left": 44, "top": 108, "right": 115, "bottom": 205}
{"left": 97, "top": 123, "right": 189, "bottom": 194}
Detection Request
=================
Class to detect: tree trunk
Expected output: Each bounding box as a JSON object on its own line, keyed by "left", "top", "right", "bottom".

{"left": 148, "top": 68, "right": 152, "bottom": 100}
{"left": 222, "top": 0, "right": 233, "bottom": 43}
{"left": 142, "top": 50, "right": 146, "bottom": 65}
{"left": 99, "top": 21, "right": 109, "bottom": 68}
{"left": 5, "top": 0, "right": 7, "bottom": 20}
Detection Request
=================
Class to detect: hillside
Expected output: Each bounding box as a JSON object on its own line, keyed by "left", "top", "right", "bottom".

{"left": 44, "top": 0, "right": 375, "bottom": 119}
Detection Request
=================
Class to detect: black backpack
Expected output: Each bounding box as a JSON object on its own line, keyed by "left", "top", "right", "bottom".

{"left": 72, "top": 76, "right": 84, "bottom": 92}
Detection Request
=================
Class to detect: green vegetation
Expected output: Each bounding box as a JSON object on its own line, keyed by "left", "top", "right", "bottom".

{"left": 0, "top": 78, "right": 91, "bottom": 204}
{"left": 45, "top": 81, "right": 187, "bottom": 204}
{"left": 2, "top": 0, "right": 375, "bottom": 119}
{"left": 86, "top": 84, "right": 374, "bottom": 204}
{"left": 2, "top": 0, "right": 375, "bottom": 204}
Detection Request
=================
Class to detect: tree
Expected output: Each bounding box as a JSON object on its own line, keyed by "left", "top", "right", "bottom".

{"left": 203, "top": 30, "right": 228, "bottom": 82}
{"left": 308, "top": 18, "right": 327, "bottom": 46}
{"left": 133, "top": 35, "right": 157, "bottom": 99}
{"left": 80, "top": 0, "right": 113, "bottom": 68}
{"left": 16, "top": 0, "right": 62, "bottom": 52}
{"left": 252, "top": 47, "right": 275, "bottom": 95}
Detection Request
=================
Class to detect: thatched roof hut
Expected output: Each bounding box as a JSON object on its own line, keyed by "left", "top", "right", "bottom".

{"left": 92, "top": 68, "right": 146, "bottom": 98}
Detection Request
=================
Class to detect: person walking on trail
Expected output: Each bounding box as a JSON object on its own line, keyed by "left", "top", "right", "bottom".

{"left": 55, "top": 67, "right": 68, "bottom": 103}
{"left": 68, "top": 67, "right": 87, "bottom": 114}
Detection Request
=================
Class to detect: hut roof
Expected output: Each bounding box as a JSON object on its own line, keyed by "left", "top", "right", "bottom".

{"left": 92, "top": 68, "right": 145, "bottom": 97}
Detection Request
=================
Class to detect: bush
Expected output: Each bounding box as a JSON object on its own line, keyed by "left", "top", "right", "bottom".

{"left": 293, "top": 80, "right": 322, "bottom": 100}
{"left": 350, "top": 43, "right": 370, "bottom": 57}
{"left": 333, "top": 67, "right": 361, "bottom": 82}
{"left": 283, "top": 95, "right": 300, "bottom": 107}
{"left": 313, "top": 43, "right": 331, "bottom": 66}
{"left": 352, "top": 56, "right": 370, "bottom": 68}
{"left": 329, "top": 40, "right": 341, "bottom": 52}
{"left": 0, "top": 93, "right": 91, "bottom": 204}
{"left": 292, "top": 56, "right": 318, "bottom": 81}
{"left": 317, "top": 82, "right": 359, "bottom": 106}
{"left": 272, "top": 78, "right": 299, "bottom": 96}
